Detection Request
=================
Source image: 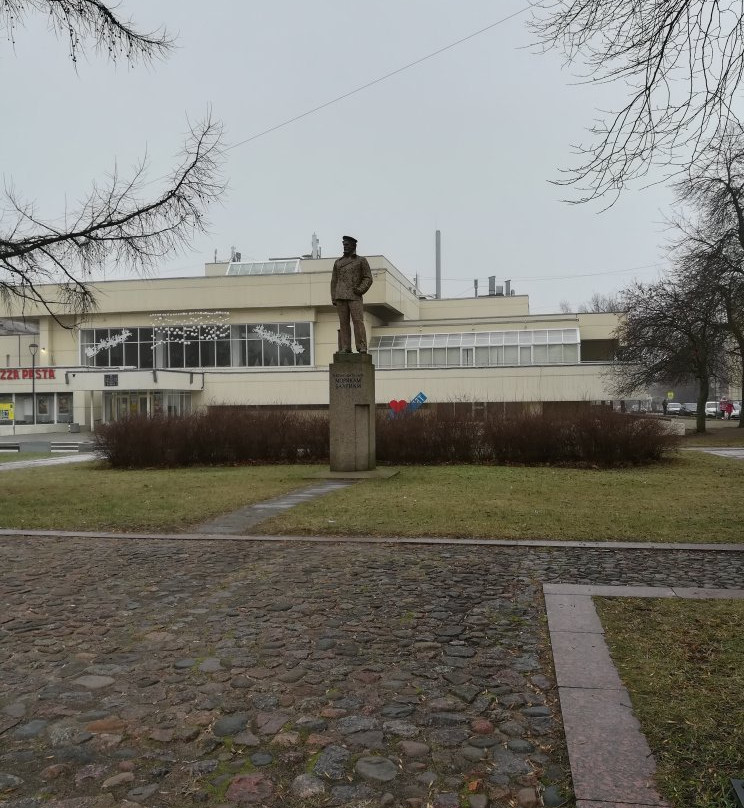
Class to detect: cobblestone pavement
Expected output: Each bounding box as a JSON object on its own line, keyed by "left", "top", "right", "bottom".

{"left": 1, "top": 536, "right": 743, "bottom": 808}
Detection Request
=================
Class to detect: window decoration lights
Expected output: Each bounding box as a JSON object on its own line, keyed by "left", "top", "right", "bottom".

{"left": 252, "top": 324, "right": 305, "bottom": 355}
{"left": 150, "top": 311, "right": 230, "bottom": 347}
{"left": 84, "top": 329, "right": 132, "bottom": 358}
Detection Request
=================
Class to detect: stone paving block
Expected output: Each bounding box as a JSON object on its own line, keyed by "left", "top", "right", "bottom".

{"left": 550, "top": 631, "right": 624, "bottom": 690}
{"left": 559, "top": 687, "right": 669, "bottom": 806}
{"left": 544, "top": 593, "right": 604, "bottom": 634}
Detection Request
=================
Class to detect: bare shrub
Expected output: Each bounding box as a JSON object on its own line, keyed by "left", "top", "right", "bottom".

{"left": 378, "top": 407, "right": 677, "bottom": 467}
{"left": 95, "top": 406, "right": 677, "bottom": 468}
{"left": 376, "top": 408, "right": 484, "bottom": 463}
{"left": 95, "top": 410, "right": 329, "bottom": 468}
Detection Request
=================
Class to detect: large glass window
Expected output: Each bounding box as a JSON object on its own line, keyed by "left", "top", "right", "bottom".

{"left": 81, "top": 327, "right": 154, "bottom": 368}
{"left": 232, "top": 323, "right": 311, "bottom": 368}
{"left": 81, "top": 322, "right": 312, "bottom": 369}
{"left": 369, "top": 328, "right": 581, "bottom": 368}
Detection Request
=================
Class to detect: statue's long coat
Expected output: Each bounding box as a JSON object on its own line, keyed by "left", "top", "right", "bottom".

{"left": 331, "top": 254, "right": 373, "bottom": 301}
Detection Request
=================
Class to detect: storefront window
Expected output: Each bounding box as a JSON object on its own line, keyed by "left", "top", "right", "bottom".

{"left": 102, "top": 391, "right": 191, "bottom": 421}
{"left": 13, "top": 394, "right": 33, "bottom": 424}
{"left": 0, "top": 395, "right": 13, "bottom": 423}
{"left": 57, "top": 393, "right": 72, "bottom": 424}
{"left": 36, "top": 395, "right": 53, "bottom": 424}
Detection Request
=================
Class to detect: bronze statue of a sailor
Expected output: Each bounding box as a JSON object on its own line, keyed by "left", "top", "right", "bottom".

{"left": 331, "top": 235, "right": 373, "bottom": 353}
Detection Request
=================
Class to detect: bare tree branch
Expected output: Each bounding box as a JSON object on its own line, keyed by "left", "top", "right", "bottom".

{"left": 530, "top": 0, "right": 744, "bottom": 202}
{"left": 1, "top": 117, "right": 224, "bottom": 322}
{"left": 0, "top": 2, "right": 225, "bottom": 325}
{"left": 1, "top": 0, "right": 173, "bottom": 62}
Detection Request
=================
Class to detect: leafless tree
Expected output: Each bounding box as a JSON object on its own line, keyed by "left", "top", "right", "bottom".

{"left": 0, "top": 0, "right": 224, "bottom": 324}
{"left": 672, "top": 128, "right": 744, "bottom": 422}
{"left": 578, "top": 292, "right": 623, "bottom": 313}
{"left": 613, "top": 276, "right": 727, "bottom": 432}
{"left": 530, "top": 0, "right": 744, "bottom": 202}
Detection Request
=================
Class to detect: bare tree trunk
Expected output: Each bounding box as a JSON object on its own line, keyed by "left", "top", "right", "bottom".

{"left": 696, "top": 380, "right": 709, "bottom": 434}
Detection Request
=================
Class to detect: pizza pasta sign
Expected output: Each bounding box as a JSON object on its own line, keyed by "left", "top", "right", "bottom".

{"left": 0, "top": 368, "right": 57, "bottom": 380}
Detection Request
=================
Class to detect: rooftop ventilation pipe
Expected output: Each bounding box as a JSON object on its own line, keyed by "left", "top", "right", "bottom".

{"left": 435, "top": 230, "right": 442, "bottom": 299}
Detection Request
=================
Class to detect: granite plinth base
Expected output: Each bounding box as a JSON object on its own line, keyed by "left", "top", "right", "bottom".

{"left": 307, "top": 468, "right": 399, "bottom": 480}
{"left": 329, "top": 352, "right": 376, "bottom": 472}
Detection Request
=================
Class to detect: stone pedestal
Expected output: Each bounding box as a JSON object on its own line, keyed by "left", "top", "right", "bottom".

{"left": 329, "top": 353, "right": 376, "bottom": 472}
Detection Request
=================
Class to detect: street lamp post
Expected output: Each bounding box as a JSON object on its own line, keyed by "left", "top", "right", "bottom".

{"left": 29, "top": 343, "right": 38, "bottom": 426}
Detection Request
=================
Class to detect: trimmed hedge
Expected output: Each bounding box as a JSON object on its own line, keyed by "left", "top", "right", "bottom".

{"left": 94, "top": 407, "right": 678, "bottom": 468}
{"left": 377, "top": 407, "right": 678, "bottom": 465}
{"left": 94, "top": 409, "right": 329, "bottom": 469}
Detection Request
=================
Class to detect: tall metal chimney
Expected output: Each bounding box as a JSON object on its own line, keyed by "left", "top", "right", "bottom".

{"left": 435, "top": 230, "right": 442, "bottom": 300}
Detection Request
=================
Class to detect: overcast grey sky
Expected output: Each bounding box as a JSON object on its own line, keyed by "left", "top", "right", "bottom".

{"left": 2, "top": 0, "right": 680, "bottom": 313}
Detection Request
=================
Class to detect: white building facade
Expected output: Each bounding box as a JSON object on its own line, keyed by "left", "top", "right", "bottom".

{"left": 0, "top": 256, "right": 620, "bottom": 434}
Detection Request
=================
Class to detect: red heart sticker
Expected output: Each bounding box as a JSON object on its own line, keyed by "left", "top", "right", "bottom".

{"left": 389, "top": 400, "right": 408, "bottom": 413}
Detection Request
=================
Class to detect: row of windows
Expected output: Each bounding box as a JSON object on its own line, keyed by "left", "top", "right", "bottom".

{"left": 79, "top": 325, "right": 581, "bottom": 370}
{"left": 103, "top": 391, "right": 192, "bottom": 421}
{"left": 371, "top": 329, "right": 579, "bottom": 348}
{"left": 371, "top": 343, "right": 580, "bottom": 368}
{"left": 80, "top": 324, "right": 313, "bottom": 369}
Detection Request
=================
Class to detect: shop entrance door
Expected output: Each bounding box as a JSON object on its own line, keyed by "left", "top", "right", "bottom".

{"left": 112, "top": 393, "right": 149, "bottom": 420}
{"left": 115, "top": 394, "right": 130, "bottom": 420}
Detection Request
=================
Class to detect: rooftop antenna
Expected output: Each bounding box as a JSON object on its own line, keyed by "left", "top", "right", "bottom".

{"left": 311, "top": 233, "right": 321, "bottom": 259}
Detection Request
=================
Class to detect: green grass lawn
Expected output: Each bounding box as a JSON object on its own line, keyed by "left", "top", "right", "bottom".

{"left": 0, "top": 450, "right": 741, "bottom": 541}
{"left": 0, "top": 463, "right": 316, "bottom": 532}
{"left": 0, "top": 452, "right": 48, "bottom": 463}
{"left": 680, "top": 418, "right": 744, "bottom": 446}
{"left": 596, "top": 598, "right": 744, "bottom": 808}
{"left": 256, "top": 452, "right": 743, "bottom": 542}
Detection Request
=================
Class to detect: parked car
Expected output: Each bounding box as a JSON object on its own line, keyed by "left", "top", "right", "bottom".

{"left": 730, "top": 401, "right": 741, "bottom": 419}
{"left": 705, "top": 401, "right": 719, "bottom": 418}
{"left": 666, "top": 402, "right": 682, "bottom": 415}
{"left": 681, "top": 403, "right": 697, "bottom": 415}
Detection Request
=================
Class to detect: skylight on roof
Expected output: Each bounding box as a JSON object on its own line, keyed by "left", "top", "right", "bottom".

{"left": 226, "top": 260, "right": 301, "bottom": 276}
